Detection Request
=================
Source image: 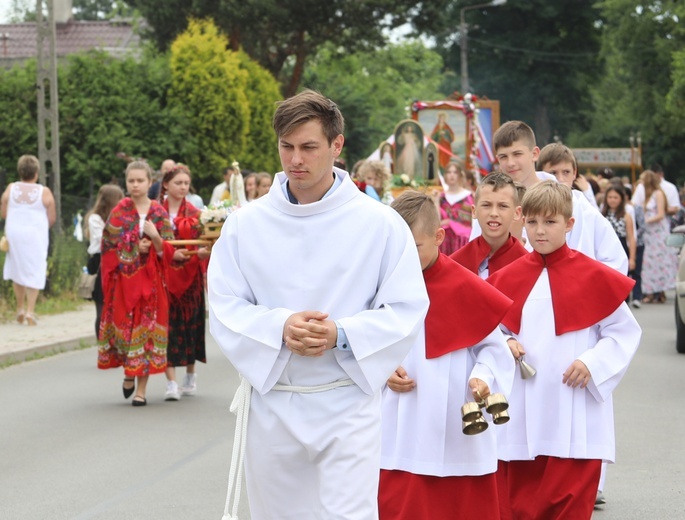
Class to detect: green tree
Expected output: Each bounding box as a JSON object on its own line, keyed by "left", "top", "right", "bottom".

{"left": 416, "top": 0, "right": 603, "bottom": 145}
{"left": 0, "top": 62, "right": 38, "bottom": 177}
{"left": 581, "top": 0, "right": 685, "bottom": 182}
{"left": 125, "top": 0, "right": 426, "bottom": 96}
{"left": 73, "top": 0, "right": 134, "bottom": 20}
{"left": 236, "top": 51, "right": 282, "bottom": 174}
{"left": 169, "top": 18, "right": 250, "bottom": 186}
{"left": 302, "top": 41, "right": 448, "bottom": 164}
{"left": 58, "top": 50, "right": 188, "bottom": 196}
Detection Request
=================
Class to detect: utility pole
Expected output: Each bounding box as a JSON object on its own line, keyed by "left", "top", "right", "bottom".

{"left": 36, "top": 0, "right": 62, "bottom": 232}
{"left": 460, "top": 0, "right": 507, "bottom": 94}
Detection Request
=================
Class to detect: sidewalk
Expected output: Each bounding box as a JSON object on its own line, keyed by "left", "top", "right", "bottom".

{"left": 0, "top": 305, "right": 97, "bottom": 365}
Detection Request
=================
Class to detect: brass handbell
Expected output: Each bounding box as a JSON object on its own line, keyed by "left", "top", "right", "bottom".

{"left": 461, "top": 401, "right": 484, "bottom": 422}
{"left": 492, "top": 410, "right": 510, "bottom": 425}
{"left": 517, "top": 356, "right": 537, "bottom": 379}
{"left": 462, "top": 416, "right": 488, "bottom": 435}
{"left": 484, "top": 393, "right": 509, "bottom": 414}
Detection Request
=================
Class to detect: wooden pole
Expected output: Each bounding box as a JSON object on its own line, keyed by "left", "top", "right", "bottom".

{"left": 36, "top": 0, "right": 61, "bottom": 232}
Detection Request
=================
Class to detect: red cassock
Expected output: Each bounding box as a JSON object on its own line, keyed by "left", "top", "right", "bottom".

{"left": 450, "top": 234, "right": 527, "bottom": 276}
{"left": 496, "top": 457, "right": 602, "bottom": 520}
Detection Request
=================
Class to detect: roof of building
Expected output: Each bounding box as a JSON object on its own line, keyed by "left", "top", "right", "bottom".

{"left": 0, "top": 19, "right": 140, "bottom": 63}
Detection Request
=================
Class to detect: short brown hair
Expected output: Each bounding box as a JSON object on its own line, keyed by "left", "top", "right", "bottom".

{"left": 273, "top": 89, "right": 344, "bottom": 144}
{"left": 514, "top": 182, "right": 526, "bottom": 207}
{"left": 475, "top": 171, "right": 519, "bottom": 203}
{"left": 17, "top": 154, "right": 40, "bottom": 181}
{"left": 493, "top": 121, "right": 536, "bottom": 152}
{"left": 391, "top": 190, "right": 440, "bottom": 236}
{"left": 537, "top": 143, "right": 577, "bottom": 172}
{"left": 521, "top": 180, "right": 573, "bottom": 220}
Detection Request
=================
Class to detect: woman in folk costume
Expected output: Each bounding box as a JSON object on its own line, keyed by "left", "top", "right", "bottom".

{"left": 98, "top": 161, "right": 174, "bottom": 407}
{"left": 159, "top": 164, "right": 211, "bottom": 401}
{"left": 437, "top": 161, "right": 474, "bottom": 255}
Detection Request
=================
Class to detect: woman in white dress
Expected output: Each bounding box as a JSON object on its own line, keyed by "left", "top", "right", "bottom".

{"left": 1, "top": 155, "right": 56, "bottom": 325}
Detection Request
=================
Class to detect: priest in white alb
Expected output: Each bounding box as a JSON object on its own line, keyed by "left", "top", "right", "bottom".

{"left": 208, "top": 90, "right": 429, "bottom": 520}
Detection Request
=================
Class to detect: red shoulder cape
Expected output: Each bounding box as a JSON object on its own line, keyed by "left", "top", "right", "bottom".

{"left": 162, "top": 198, "right": 203, "bottom": 300}
{"left": 450, "top": 234, "right": 527, "bottom": 275}
{"left": 101, "top": 199, "right": 172, "bottom": 312}
{"left": 487, "top": 244, "right": 635, "bottom": 335}
{"left": 424, "top": 253, "right": 513, "bottom": 359}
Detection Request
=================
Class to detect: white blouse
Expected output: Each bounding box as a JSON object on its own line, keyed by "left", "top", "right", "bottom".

{"left": 87, "top": 214, "right": 105, "bottom": 255}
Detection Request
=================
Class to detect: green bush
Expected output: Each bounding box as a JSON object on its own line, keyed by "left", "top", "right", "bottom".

{"left": 169, "top": 19, "right": 250, "bottom": 189}
{"left": 236, "top": 50, "right": 282, "bottom": 174}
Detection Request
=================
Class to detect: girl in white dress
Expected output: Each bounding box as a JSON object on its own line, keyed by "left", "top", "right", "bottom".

{"left": 1, "top": 155, "right": 56, "bottom": 325}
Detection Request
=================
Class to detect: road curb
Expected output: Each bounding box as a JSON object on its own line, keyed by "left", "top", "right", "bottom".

{"left": 0, "top": 334, "right": 97, "bottom": 366}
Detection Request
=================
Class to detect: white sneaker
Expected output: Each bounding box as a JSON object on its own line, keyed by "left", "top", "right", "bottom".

{"left": 165, "top": 381, "right": 181, "bottom": 401}
{"left": 181, "top": 373, "right": 197, "bottom": 396}
{"left": 631, "top": 299, "right": 642, "bottom": 309}
{"left": 595, "top": 491, "right": 606, "bottom": 505}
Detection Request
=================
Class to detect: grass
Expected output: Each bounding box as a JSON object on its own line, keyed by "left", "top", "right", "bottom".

{"left": 0, "top": 339, "right": 95, "bottom": 370}
{"left": 0, "top": 291, "right": 85, "bottom": 323}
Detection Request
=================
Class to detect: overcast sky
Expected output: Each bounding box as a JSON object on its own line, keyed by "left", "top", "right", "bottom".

{"left": 0, "top": 0, "right": 15, "bottom": 24}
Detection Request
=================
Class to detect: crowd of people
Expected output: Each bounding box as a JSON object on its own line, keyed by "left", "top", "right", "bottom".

{"left": 89, "top": 159, "right": 276, "bottom": 405}
{"left": 0, "top": 89, "right": 681, "bottom": 519}
{"left": 207, "top": 100, "right": 647, "bottom": 520}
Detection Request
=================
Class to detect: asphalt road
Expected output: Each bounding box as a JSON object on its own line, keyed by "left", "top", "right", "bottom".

{"left": 1, "top": 298, "right": 684, "bottom": 519}
{"left": 0, "top": 333, "right": 246, "bottom": 519}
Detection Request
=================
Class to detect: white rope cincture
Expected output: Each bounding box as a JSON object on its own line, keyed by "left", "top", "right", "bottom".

{"left": 220, "top": 377, "right": 355, "bottom": 520}
{"left": 222, "top": 375, "right": 251, "bottom": 520}
{"left": 271, "top": 378, "right": 355, "bottom": 394}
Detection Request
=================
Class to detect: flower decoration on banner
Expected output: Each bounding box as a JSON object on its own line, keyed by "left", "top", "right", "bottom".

{"left": 391, "top": 174, "right": 435, "bottom": 189}
{"left": 411, "top": 100, "right": 429, "bottom": 113}
{"left": 458, "top": 93, "right": 479, "bottom": 117}
{"left": 457, "top": 93, "right": 482, "bottom": 179}
{"left": 200, "top": 199, "right": 237, "bottom": 224}
{"left": 392, "top": 173, "right": 418, "bottom": 188}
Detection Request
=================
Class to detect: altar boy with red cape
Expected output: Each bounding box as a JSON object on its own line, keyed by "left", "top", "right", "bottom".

{"left": 487, "top": 181, "right": 641, "bottom": 519}
{"left": 451, "top": 171, "right": 527, "bottom": 278}
{"left": 379, "top": 191, "right": 515, "bottom": 519}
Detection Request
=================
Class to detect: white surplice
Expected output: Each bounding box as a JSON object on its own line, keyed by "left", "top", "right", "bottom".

{"left": 497, "top": 270, "right": 641, "bottom": 464}
{"left": 381, "top": 326, "right": 515, "bottom": 477}
{"left": 470, "top": 172, "right": 629, "bottom": 273}
{"left": 208, "top": 169, "right": 429, "bottom": 520}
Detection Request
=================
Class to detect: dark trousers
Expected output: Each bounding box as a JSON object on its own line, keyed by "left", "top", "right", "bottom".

{"left": 93, "top": 269, "right": 103, "bottom": 338}
{"left": 631, "top": 245, "right": 645, "bottom": 301}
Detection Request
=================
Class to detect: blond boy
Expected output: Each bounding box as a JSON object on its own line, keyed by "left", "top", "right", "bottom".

{"left": 487, "top": 181, "right": 641, "bottom": 519}
{"left": 538, "top": 142, "right": 598, "bottom": 208}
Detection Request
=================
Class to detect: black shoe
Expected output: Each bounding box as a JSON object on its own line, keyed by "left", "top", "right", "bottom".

{"left": 123, "top": 378, "right": 135, "bottom": 399}
{"left": 132, "top": 396, "right": 147, "bottom": 407}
